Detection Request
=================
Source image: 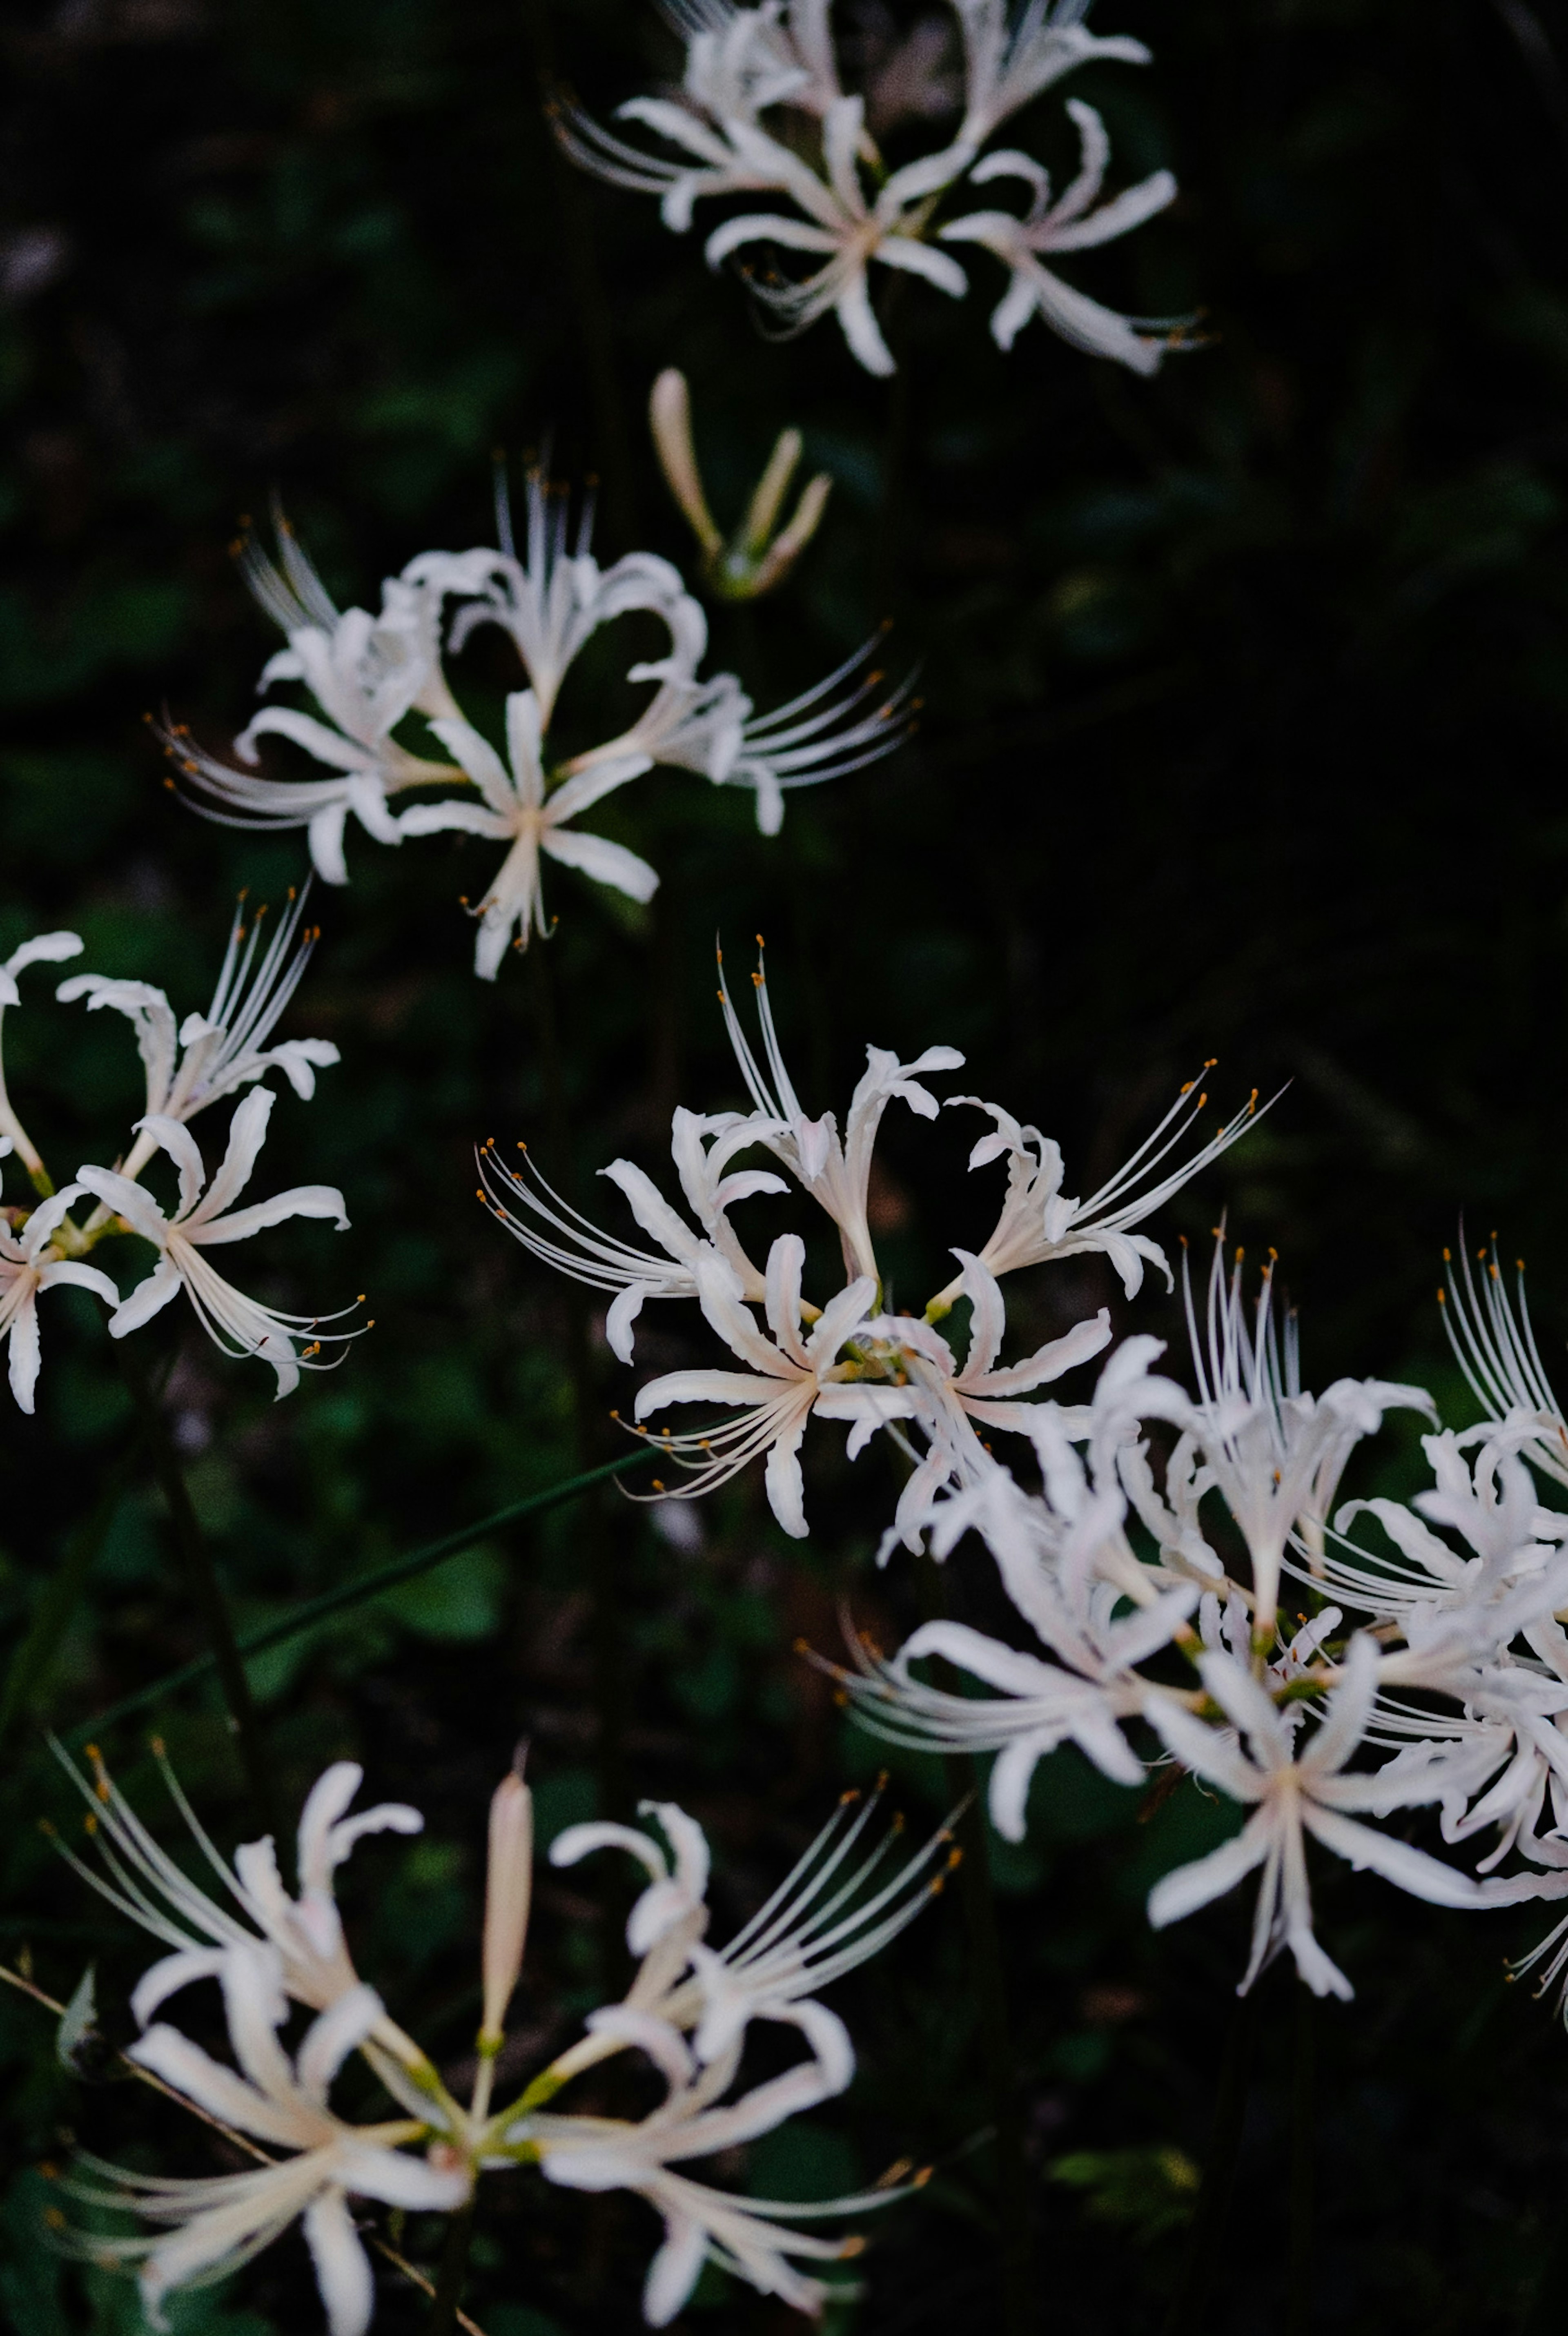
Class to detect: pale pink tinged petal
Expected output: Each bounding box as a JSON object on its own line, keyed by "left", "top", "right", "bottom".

{"left": 18, "top": 1181, "right": 93, "bottom": 1254}
{"left": 1072, "top": 1711, "right": 1148, "bottom": 1790}
{"left": 822, "top": 94, "right": 868, "bottom": 215}
{"left": 764, "top": 1233, "right": 810, "bottom": 1365}
{"left": 107, "top": 1258, "right": 184, "bottom": 1338}
{"left": 6, "top": 930, "right": 83, "bottom": 978}
{"left": 970, "top": 1307, "right": 1114, "bottom": 1398}
{"left": 703, "top": 214, "right": 843, "bottom": 268}
{"left": 897, "top": 1618, "right": 1061, "bottom": 1698}
{"left": 1197, "top": 1651, "right": 1291, "bottom": 1768}
{"left": 131, "top": 1947, "right": 229, "bottom": 2029}
{"left": 303, "top": 2190, "right": 375, "bottom": 2336}
{"left": 504, "top": 690, "right": 547, "bottom": 810}
{"left": 396, "top": 800, "right": 511, "bottom": 840}
{"left": 194, "top": 1185, "right": 350, "bottom": 1245}
{"left": 192, "top": 1088, "right": 274, "bottom": 1223}
{"left": 127, "top": 2026, "right": 308, "bottom": 2149}
{"left": 1301, "top": 1806, "right": 1494, "bottom": 1908}
{"left": 3, "top": 1288, "right": 42, "bottom": 1411}
{"left": 297, "top": 1762, "right": 366, "bottom": 1894}
{"left": 694, "top": 1250, "right": 794, "bottom": 1375}
{"left": 586, "top": 2005, "right": 695, "bottom": 2093}
{"left": 549, "top": 1821, "right": 667, "bottom": 1882}
{"left": 767, "top": 1998, "right": 855, "bottom": 2093}
{"left": 835, "top": 269, "right": 896, "bottom": 377}
{"left": 990, "top": 1731, "right": 1057, "bottom": 1841}
{"left": 544, "top": 756, "right": 652, "bottom": 821}
{"left": 134, "top": 1114, "right": 207, "bottom": 1220}
{"left": 1298, "top": 1633, "right": 1380, "bottom": 1777}
{"left": 426, "top": 715, "right": 516, "bottom": 815}
{"left": 1147, "top": 1809, "right": 1270, "bottom": 1928}
{"left": 238, "top": 704, "right": 374, "bottom": 772}
{"left": 541, "top": 827, "right": 661, "bottom": 904}
{"left": 600, "top": 1160, "right": 703, "bottom": 1267}
{"left": 805, "top": 1274, "right": 878, "bottom": 1366}
{"left": 875, "top": 237, "right": 969, "bottom": 298}
{"left": 1101, "top": 1584, "right": 1200, "bottom": 1672}
{"left": 607, "top": 1284, "right": 650, "bottom": 1362}
{"left": 307, "top": 802, "right": 353, "bottom": 886}
{"left": 1144, "top": 1697, "right": 1265, "bottom": 1803}
{"left": 330, "top": 2142, "right": 470, "bottom": 2212}
{"left": 648, "top": 1800, "right": 711, "bottom": 1902}
{"left": 1046, "top": 170, "right": 1178, "bottom": 253}
{"left": 645, "top": 2216, "right": 708, "bottom": 2329}
{"left": 218, "top": 1942, "right": 297, "bottom": 2098}
{"left": 635, "top": 1368, "right": 785, "bottom": 1418}
{"left": 765, "top": 1405, "right": 812, "bottom": 1539}
{"left": 951, "top": 1249, "right": 1007, "bottom": 1380}
{"left": 297, "top": 1984, "right": 383, "bottom": 2103}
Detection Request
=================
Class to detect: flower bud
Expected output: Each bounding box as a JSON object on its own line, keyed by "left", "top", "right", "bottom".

{"left": 479, "top": 1750, "right": 533, "bottom": 2050}
{"left": 648, "top": 368, "right": 831, "bottom": 601}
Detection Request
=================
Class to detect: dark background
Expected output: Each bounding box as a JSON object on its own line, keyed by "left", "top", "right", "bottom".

{"left": 4, "top": 0, "right": 1568, "bottom": 2327}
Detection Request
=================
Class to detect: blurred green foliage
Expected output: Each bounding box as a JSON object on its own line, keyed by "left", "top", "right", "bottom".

{"left": 3, "top": 0, "right": 1568, "bottom": 2327}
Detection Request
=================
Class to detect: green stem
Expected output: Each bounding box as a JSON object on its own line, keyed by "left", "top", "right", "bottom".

{"left": 913, "top": 1550, "right": 1035, "bottom": 2336}
{"left": 1286, "top": 1986, "right": 1315, "bottom": 2336}
{"left": 113, "top": 1343, "right": 278, "bottom": 1838}
{"left": 423, "top": 2200, "right": 477, "bottom": 2336}
{"left": 64, "top": 1449, "right": 656, "bottom": 1749}
{"left": 1165, "top": 1983, "right": 1262, "bottom": 2336}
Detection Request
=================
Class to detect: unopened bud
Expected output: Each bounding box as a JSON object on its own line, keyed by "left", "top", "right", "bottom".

{"left": 479, "top": 1749, "right": 533, "bottom": 2050}
{"left": 648, "top": 367, "right": 831, "bottom": 601}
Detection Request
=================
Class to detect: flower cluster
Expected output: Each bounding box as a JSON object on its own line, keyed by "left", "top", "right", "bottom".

{"left": 483, "top": 944, "right": 1568, "bottom": 1999}
{"left": 558, "top": 0, "right": 1183, "bottom": 376}
{"left": 0, "top": 892, "right": 356, "bottom": 1411}
{"left": 161, "top": 470, "right": 906, "bottom": 976}
{"left": 49, "top": 1741, "right": 950, "bottom": 2332}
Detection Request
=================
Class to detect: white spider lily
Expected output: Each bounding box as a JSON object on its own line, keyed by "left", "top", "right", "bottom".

{"left": 553, "top": 1784, "right": 955, "bottom": 2070}
{"left": 0, "top": 1185, "right": 117, "bottom": 1412}
{"left": 940, "top": 105, "right": 1177, "bottom": 370}
{"left": 479, "top": 1112, "right": 784, "bottom": 1360}
{"left": 706, "top": 98, "right": 971, "bottom": 375}
{"left": 841, "top": 1583, "right": 1194, "bottom": 1839}
{"left": 1186, "top": 1238, "right": 1433, "bottom": 1637}
{"left": 1440, "top": 1234, "right": 1568, "bottom": 1491}
{"left": 167, "top": 523, "right": 472, "bottom": 888}
{"left": 719, "top": 946, "right": 962, "bottom": 1283}
{"left": 818, "top": 1250, "right": 1112, "bottom": 1544}
{"left": 950, "top": 0, "right": 1153, "bottom": 143}
{"left": 75, "top": 1942, "right": 467, "bottom": 2336}
{"left": 75, "top": 1087, "right": 354, "bottom": 1397}
{"left": 398, "top": 689, "right": 659, "bottom": 976}
{"left": 526, "top": 2001, "right": 869, "bottom": 2325}
{"left": 57, "top": 886, "right": 339, "bottom": 1186}
{"left": 634, "top": 1239, "right": 878, "bottom": 1536}
{"left": 48, "top": 1743, "right": 423, "bottom": 2030}
{"left": 1145, "top": 1637, "right": 1537, "bottom": 1999}
{"left": 0, "top": 929, "right": 83, "bottom": 1182}
{"left": 931, "top": 1068, "right": 1264, "bottom": 1314}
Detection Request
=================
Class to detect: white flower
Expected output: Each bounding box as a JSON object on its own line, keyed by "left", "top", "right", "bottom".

{"left": 719, "top": 945, "right": 963, "bottom": 1283}
{"left": 0, "top": 929, "right": 83, "bottom": 1180}
{"left": 634, "top": 1238, "right": 878, "bottom": 1536}
{"left": 526, "top": 1998, "right": 865, "bottom": 2324}
{"left": 479, "top": 1111, "right": 784, "bottom": 1360}
{"left": 1183, "top": 1236, "right": 1432, "bottom": 1638}
{"left": 933, "top": 1067, "right": 1264, "bottom": 1311}
{"left": 1440, "top": 1233, "right": 1568, "bottom": 1492}
{"left": 0, "top": 1185, "right": 118, "bottom": 1412}
{"left": 75, "top": 1087, "right": 354, "bottom": 1397}
{"left": 80, "top": 1941, "right": 468, "bottom": 2336}
{"left": 168, "top": 523, "right": 472, "bottom": 887}
{"left": 1145, "top": 1636, "right": 1534, "bottom": 1999}
{"left": 949, "top": 0, "right": 1154, "bottom": 144}
{"left": 552, "top": 1784, "right": 953, "bottom": 2066}
{"left": 58, "top": 884, "right": 339, "bottom": 1158}
{"left": 817, "top": 1249, "right": 1112, "bottom": 1543}
{"left": 50, "top": 1743, "right": 423, "bottom": 2025}
{"left": 398, "top": 689, "right": 659, "bottom": 976}
{"left": 940, "top": 104, "right": 1177, "bottom": 371}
